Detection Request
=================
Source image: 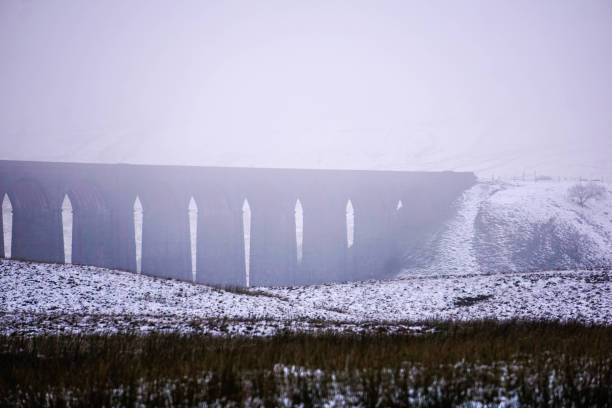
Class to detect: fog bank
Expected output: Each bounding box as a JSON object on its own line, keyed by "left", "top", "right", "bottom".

{"left": 1, "top": 0, "right": 611, "bottom": 179}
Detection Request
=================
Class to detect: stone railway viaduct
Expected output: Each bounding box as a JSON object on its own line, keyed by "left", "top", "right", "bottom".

{"left": 0, "top": 160, "right": 475, "bottom": 286}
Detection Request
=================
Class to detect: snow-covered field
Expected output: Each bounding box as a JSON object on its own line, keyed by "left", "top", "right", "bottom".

{"left": 1, "top": 258, "right": 610, "bottom": 336}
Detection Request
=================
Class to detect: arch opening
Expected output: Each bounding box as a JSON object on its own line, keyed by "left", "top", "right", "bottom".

{"left": 242, "top": 198, "right": 251, "bottom": 287}
{"left": 188, "top": 197, "right": 198, "bottom": 282}
{"left": 2, "top": 194, "right": 12, "bottom": 258}
{"left": 295, "top": 199, "right": 303, "bottom": 263}
{"left": 61, "top": 195, "right": 73, "bottom": 264}
{"left": 346, "top": 199, "right": 354, "bottom": 248}
{"left": 133, "top": 196, "right": 143, "bottom": 274}
{"left": 396, "top": 200, "right": 403, "bottom": 210}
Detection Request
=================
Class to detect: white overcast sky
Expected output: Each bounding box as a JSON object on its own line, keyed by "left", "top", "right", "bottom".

{"left": 1, "top": 0, "right": 611, "bottom": 178}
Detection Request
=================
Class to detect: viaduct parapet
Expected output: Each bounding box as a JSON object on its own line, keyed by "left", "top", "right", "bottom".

{"left": 0, "top": 160, "right": 476, "bottom": 286}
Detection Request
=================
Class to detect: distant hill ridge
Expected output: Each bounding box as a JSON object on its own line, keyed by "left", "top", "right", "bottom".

{"left": 399, "top": 180, "right": 612, "bottom": 276}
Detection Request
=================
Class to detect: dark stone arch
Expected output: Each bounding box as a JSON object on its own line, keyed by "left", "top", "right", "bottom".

{"left": 8, "top": 178, "right": 63, "bottom": 263}
{"left": 248, "top": 191, "right": 298, "bottom": 287}
{"left": 139, "top": 186, "right": 191, "bottom": 281}
{"left": 299, "top": 186, "right": 348, "bottom": 285}
{"left": 66, "top": 180, "right": 113, "bottom": 268}
{"left": 106, "top": 191, "right": 138, "bottom": 273}
{"left": 349, "top": 188, "right": 400, "bottom": 280}
{"left": 194, "top": 190, "right": 245, "bottom": 286}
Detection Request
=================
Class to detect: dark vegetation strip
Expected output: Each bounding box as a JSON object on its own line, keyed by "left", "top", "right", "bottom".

{"left": 1, "top": 320, "right": 610, "bottom": 407}
{"left": 394, "top": 266, "right": 612, "bottom": 282}
{"left": 453, "top": 294, "right": 493, "bottom": 307}
{"left": 209, "top": 284, "right": 290, "bottom": 301}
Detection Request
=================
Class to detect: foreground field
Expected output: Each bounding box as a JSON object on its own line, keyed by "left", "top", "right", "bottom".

{"left": 1, "top": 260, "right": 611, "bottom": 406}
{"left": 1, "top": 259, "right": 611, "bottom": 336}
{"left": 1, "top": 321, "right": 610, "bottom": 407}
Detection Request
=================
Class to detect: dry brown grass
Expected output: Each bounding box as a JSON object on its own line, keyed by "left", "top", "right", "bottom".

{"left": 1, "top": 319, "right": 610, "bottom": 406}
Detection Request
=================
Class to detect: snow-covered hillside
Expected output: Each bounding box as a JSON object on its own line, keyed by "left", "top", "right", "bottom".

{"left": 400, "top": 181, "right": 612, "bottom": 277}
{"left": 1, "top": 259, "right": 610, "bottom": 336}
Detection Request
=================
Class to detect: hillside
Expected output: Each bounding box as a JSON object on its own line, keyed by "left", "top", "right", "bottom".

{"left": 400, "top": 180, "right": 612, "bottom": 276}
{"left": 1, "top": 259, "right": 610, "bottom": 337}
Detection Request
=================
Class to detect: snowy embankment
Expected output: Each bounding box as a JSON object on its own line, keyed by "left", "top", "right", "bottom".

{"left": 400, "top": 180, "right": 612, "bottom": 277}
{"left": 1, "top": 259, "right": 610, "bottom": 336}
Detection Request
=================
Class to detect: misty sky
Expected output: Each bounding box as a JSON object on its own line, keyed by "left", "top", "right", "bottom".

{"left": 1, "top": 0, "right": 611, "bottom": 178}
